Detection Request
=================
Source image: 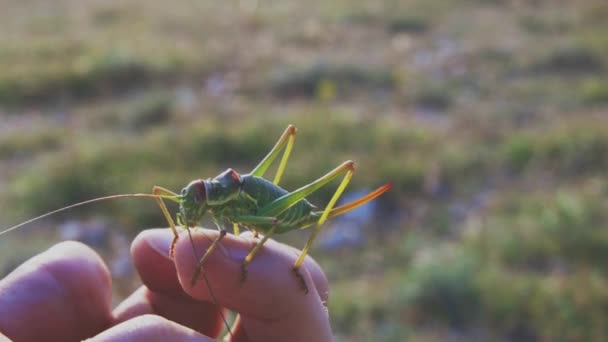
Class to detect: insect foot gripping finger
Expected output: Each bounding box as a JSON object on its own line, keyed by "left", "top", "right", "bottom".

{"left": 237, "top": 220, "right": 279, "bottom": 285}
{"left": 170, "top": 235, "right": 179, "bottom": 257}
{"left": 292, "top": 266, "right": 309, "bottom": 294}
{"left": 190, "top": 230, "right": 228, "bottom": 286}
{"left": 240, "top": 262, "right": 249, "bottom": 283}
{"left": 191, "top": 260, "right": 204, "bottom": 287}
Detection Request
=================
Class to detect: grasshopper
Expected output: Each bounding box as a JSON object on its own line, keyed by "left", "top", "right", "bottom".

{"left": 152, "top": 125, "right": 392, "bottom": 291}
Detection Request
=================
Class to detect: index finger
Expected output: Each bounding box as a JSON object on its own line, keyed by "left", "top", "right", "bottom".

{"left": 173, "top": 229, "right": 332, "bottom": 342}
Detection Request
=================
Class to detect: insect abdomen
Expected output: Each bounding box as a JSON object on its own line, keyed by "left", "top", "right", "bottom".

{"left": 241, "top": 175, "right": 314, "bottom": 233}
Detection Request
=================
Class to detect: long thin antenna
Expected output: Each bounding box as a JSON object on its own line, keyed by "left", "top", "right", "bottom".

{"left": 0, "top": 193, "right": 177, "bottom": 236}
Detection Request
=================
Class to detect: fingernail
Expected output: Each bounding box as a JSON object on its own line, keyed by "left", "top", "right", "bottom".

{"left": 146, "top": 230, "right": 174, "bottom": 260}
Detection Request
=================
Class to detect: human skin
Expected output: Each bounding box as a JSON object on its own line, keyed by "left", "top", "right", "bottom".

{"left": 0, "top": 228, "right": 332, "bottom": 341}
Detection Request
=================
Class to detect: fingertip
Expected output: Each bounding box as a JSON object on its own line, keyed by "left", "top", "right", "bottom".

{"left": 128, "top": 230, "right": 226, "bottom": 337}
{"left": 43, "top": 241, "right": 111, "bottom": 288}
{"left": 131, "top": 229, "right": 183, "bottom": 294}
{"left": 283, "top": 244, "right": 329, "bottom": 303}
{"left": 132, "top": 228, "right": 173, "bottom": 261}
{"left": 46, "top": 241, "right": 113, "bottom": 311}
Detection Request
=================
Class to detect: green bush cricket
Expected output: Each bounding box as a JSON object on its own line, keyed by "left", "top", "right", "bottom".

{"left": 0, "top": 124, "right": 392, "bottom": 337}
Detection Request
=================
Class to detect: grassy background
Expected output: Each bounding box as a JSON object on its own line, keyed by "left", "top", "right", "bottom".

{"left": 1, "top": 0, "right": 608, "bottom": 341}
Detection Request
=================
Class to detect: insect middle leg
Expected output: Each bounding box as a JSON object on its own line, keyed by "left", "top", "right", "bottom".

{"left": 189, "top": 217, "right": 230, "bottom": 285}
{"left": 190, "top": 229, "right": 228, "bottom": 286}
{"left": 230, "top": 215, "right": 279, "bottom": 282}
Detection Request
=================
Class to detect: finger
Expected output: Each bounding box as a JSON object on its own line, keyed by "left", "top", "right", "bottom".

{"left": 89, "top": 314, "right": 214, "bottom": 342}
{"left": 121, "top": 229, "right": 224, "bottom": 337}
{"left": 174, "top": 229, "right": 332, "bottom": 342}
{"left": 0, "top": 241, "right": 112, "bottom": 341}
{"left": 112, "top": 286, "right": 224, "bottom": 338}
{"left": 240, "top": 231, "right": 329, "bottom": 303}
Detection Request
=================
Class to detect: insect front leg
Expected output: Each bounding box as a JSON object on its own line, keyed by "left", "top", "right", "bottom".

{"left": 152, "top": 186, "right": 181, "bottom": 256}
{"left": 190, "top": 229, "right": 228, "bottom": 286}
{"left": 182, "top": 215, "right": 234, "bottom": 338}
{"left": 190, "top": 217, "right": 229, "bottom": 286}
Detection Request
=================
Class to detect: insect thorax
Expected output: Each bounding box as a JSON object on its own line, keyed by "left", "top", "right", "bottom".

{"left": 210, "top": 174, "right": 316, "bottom": 233}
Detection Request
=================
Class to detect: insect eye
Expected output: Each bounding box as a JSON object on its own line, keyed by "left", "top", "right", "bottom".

{"left": 181, "top": 188, "right": 186, "bottom": 196}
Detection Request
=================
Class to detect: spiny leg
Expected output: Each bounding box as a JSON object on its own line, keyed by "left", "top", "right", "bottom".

{"left": 241, "top": 226, "right": 277, "bottom": 282}
{"left": 191, "top": 217, "right": 228, "bottom": 286}
{"left": 256, "top": 161, "right": 356, "bottom": 293}
{"left": 152, "top": 186, "right": 181, "bottom": 256}
{"left": 293, "top": 164, "right": 353, "bottom": 293}
{"left": 181, "top": 215, "right": 233, "bottom": 338}
{"left": 191, "top": 230, "right": 228, "bottom": 286}
{"left": 177, "top": 213, "right": 205, "bottom": 274}
{"left": 251, "top": 124, "right": 296, "bottom": 185}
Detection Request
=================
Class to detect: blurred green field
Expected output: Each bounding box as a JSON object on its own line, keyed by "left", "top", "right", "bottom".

{"left": 1, "top": 0, "right": 608, "bottom": 341}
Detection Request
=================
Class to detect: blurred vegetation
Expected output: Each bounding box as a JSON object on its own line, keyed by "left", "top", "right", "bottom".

{"left": 1, "top": 0, "right": 608, "bottom": 341}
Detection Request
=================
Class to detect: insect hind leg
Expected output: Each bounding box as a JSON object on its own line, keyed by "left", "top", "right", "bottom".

{"left": 257, "top": 161, "right": 356, "bottom": 293}
{"left": 250, "top": 124, "right": 296, "bottom": 185}
{"left": 292, "top": 161, "right": 355, "bottom": 293}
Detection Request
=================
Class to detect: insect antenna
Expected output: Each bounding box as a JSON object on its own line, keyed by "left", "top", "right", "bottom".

{"left": 0, "top": 193, "right": 178, "bottom": 236}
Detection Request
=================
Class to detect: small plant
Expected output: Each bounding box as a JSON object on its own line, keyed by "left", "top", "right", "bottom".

{"left": 387, "top": 15, "right": 429, "bottom": 34}
{"left": 530, "top": 47, "right": 604, "bottom": 74}
{"left": 580, "top": 79, "right": 608, "bottom": 105}
{"left": 269, "top": 63, "right": 395, "bottom": 98}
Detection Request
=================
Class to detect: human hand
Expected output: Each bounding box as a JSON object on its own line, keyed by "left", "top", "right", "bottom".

{"left": 0, "top": 228, "right": 332, "bottom": 341}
